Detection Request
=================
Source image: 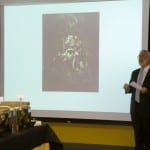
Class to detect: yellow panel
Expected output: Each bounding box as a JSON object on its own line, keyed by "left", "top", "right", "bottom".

{"left": 32, "top": 143, "right": 49, "bottom": 150}
{"left": 48, "top": 122, "right": 135, "bottom": 147}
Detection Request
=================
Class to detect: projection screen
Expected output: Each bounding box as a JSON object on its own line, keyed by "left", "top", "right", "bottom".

{"left": 2, "top": 0, "right": 150, "bottom": 121}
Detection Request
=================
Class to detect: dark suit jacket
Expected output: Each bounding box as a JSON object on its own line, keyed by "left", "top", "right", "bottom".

{"left": 128, "top": 68, "right": 150, "bottom": 117}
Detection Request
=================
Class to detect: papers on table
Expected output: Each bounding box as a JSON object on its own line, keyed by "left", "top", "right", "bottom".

{"left": 130, "top": 81, "right": 142, "bottom": 90}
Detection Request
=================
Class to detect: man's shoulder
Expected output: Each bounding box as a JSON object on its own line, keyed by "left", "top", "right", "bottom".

{"left": 132, "top": 68, "right": 140, "bottom": 74}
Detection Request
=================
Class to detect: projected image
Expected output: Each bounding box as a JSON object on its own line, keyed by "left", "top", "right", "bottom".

{"left": 42, "top": 13, "right": 99, "bottom": 92}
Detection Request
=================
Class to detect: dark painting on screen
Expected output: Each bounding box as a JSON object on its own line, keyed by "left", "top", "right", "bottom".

{"left": 42, "top": 12, "right": 99, "bottom": 92}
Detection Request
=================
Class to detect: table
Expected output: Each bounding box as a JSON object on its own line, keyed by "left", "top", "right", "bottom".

{"left": 0, "top": 124, "right": 63, "bottom": 150}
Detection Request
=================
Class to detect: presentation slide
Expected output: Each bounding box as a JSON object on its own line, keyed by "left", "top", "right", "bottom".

{"left": 4, "top": 0, "right": 146, "bottom": 121}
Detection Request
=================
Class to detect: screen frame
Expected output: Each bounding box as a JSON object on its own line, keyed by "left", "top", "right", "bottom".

{"left": 0, "top": 0, "right": 149, "bottom": 122}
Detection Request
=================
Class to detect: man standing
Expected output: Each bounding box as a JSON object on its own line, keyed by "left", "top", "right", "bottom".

{"left": 123, "top": 50, "right": 150, "bottom": 150}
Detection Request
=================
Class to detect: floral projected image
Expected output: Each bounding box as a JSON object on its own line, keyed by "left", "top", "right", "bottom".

{"left": 42, "top": 12, "right": 99, "bottom": 92}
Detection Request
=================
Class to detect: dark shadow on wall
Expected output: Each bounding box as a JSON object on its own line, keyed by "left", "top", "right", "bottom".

{"left": 148, "top": 2, "right": 150, "bottom": 51}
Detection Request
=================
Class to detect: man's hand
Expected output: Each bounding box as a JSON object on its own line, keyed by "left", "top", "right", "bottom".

{"left": 140, "top": 87, "right": 148, "bottom": 94}
{"left": 123, "top": 83, "right": 130, "bottom": 92}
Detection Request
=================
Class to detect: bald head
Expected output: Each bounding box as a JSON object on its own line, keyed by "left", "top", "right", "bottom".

{"left": 138, "top": 49, "right": 150, "bottom": 67}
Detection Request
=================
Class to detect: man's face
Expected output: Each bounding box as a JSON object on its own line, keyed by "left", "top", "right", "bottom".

{"left": 138, "top": 51, "right": 150, "bottom": 67}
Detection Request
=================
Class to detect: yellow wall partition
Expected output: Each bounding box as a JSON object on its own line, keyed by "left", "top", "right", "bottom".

{"left": 48, "top": 122, "right": 135, "bottom": 147}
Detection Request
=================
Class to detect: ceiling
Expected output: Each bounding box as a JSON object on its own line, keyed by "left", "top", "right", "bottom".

{"left": 0, "top": 0, "right": 117, "bottom": 5}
